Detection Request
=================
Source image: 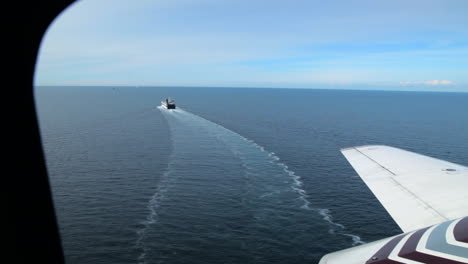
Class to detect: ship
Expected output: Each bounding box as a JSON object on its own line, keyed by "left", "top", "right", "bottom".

{"left": 161, "top": 98, "right": 176, "bottom": 109}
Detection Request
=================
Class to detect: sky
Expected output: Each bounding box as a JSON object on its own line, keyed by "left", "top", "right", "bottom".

{"left": 35, "top": 0, "right": 468, "bottom": 92}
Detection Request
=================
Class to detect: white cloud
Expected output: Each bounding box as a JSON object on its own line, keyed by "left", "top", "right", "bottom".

{"left": 399, "top": 80, "right": 455, "bottom": 85}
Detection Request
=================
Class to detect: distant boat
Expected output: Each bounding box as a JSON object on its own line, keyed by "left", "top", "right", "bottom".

{"left": 161, "top": 98, "right": 176, "bottom": 109}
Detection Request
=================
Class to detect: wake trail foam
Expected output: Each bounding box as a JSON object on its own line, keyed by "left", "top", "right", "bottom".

{"left": 135, "top": 108, "right": 177, "bottom": 264}
{"left": 135, "top": 107, "right": 364, "bottom": 262}
{"left": 318, "top": 209, "right": 365, "bottom": 246}
{"left": 135, "top": 170, "right": 171, "bottom": 264}
{"left": 169, "top": 108, "right": 364, "bottom": 246}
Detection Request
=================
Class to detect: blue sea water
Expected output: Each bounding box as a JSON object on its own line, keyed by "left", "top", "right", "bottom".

{"left": 35, "top": 86, "right": 468, "bottom": 264}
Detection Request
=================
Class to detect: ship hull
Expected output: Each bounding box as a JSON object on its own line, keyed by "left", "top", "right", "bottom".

{"left": 161, "top": 101, "right": 176, "bottom": 109}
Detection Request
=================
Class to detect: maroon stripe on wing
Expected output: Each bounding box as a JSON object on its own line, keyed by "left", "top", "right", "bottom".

{"left": 365, "top": 235, "right": 405, "bottom": 264}
{"left": 399, "top": 226, "right": 466, "bottom": 264}
{"left": 398, "top": 227, "right": 429, "bottom": 256}
{"left": 454, "top": 217, "right": 468, "bottom": 243}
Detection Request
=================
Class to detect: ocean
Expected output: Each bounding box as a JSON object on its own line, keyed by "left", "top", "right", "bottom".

{"left": 35, "top": 86, "right": 468, "bottom": 264}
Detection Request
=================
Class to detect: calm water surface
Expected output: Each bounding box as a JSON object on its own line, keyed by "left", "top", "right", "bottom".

{"left": 35, "top": 86, "right": 468, "bottom": 264}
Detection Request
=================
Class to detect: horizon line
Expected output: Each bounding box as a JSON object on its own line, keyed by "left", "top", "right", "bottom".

{"left": 34, "top": 84, "right": 468, "bottom": 93}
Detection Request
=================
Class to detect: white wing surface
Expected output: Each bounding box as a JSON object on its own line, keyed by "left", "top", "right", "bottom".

{"left": 341, "top": 145, "right": 468, "bottom": 233}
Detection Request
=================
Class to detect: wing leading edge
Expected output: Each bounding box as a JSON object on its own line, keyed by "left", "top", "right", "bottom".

{"left": 341, "top": 145, "right": 468, "bottom": 233}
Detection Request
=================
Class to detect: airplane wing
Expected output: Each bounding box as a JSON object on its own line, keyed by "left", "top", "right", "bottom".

{"left": 319, "top": 145, "right": 468, "bottom": 264}
{"left": 341, "top": 145, "right": 468, "bottom": 233}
